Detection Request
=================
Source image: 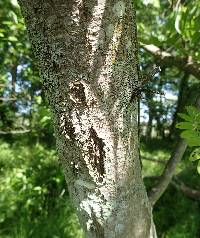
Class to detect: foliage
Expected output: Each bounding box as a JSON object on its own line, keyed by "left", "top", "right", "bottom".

{"left": 0, "top": 141, "right": 83, "bottom": 238}
{"left": 137, "top": 0, "right": 200, "bottom": 60}
{"left": 143, "top": 139, "right": 200, "bottom": 238}
{"left": 0, "top": 0, "right": 41, "bottom": 133}
{"left": 141, "top": 138, "right": 172, "bottom": 176}
{"left": 154, "top": 185, "right": 200, "bottom": 238}
{"left": 176, "top": 106, "right": 200, "bottom": 173}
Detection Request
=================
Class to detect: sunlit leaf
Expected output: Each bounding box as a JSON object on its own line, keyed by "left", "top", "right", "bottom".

{"left": 180, "top": 130, "right": 199, "bottom": 139}
{"left": 177, "top": 113, "right": 193, "bottom": 122}
{"left": 189, "top": 148, "right": 200, "bottom": 161}
{"left": 8, "top": 36, "right": 18, "bottom": 42}
{"left": 197, "top": 160, "right": 200, "bottom": 174}
{"left": 186, "top": 138, "right": 200, "bottom": 147}
{"left": 175, "top": 13, "right": 182, "bottom": 34}
{"left": 186, "top": 106, "right": 200, "bottom": 118}
{"left": 176, "top": 122, "right": 193, "bottom": 130}
{"left": 40, "top": 116, "right": 51, "bottom": 125}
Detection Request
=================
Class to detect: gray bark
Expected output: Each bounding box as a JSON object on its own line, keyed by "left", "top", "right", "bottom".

{"left": 18, "top": 0, "right": 154, "bottom": 237}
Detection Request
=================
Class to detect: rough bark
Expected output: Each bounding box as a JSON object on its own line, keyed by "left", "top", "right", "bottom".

{"left": 18, "top": 0, "right": 154, "bottom": 237}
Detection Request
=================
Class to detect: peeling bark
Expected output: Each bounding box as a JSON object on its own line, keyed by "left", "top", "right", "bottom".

{"left": 18, "top": 0, "right": 154, "bottom": 237}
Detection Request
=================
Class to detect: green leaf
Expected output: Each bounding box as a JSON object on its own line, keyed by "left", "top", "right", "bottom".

{"left": 197, "top": 161, "right": 200, "bottom": 174}
{"left": 40, "top": 116, "right": 51, "bottom": 126}
{"left": 186, "top": 106, "right": 200, "bottom": 118}
{"left": 8, "top": 36, "right": 18, "bottom": 42}
{"left": 175, "top": 12, "right": 182, "bottom": 34}
{"left": 189, "top": 148, "right": 200, "bottom": 161}
{"left": 187, "top": 138, "right": 200, "bottom": 147}
{"left": 176, "top": 122, "right": 193, "bottom": 130}
{"left": 152, "top": 0, "right": 160, "bottom": 8}
{"left": 177, "top": 113, "right": 193, "bottom": 122}
{"left": 35, "top": 96, "right": 42, "bottom": 104}
{"left": 180, "top": 130, "right": 199, "bottom": 139}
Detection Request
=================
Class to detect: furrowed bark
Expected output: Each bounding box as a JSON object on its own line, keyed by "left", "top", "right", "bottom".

{"left": 18, "top": 0, "right": 154, "bottom": 237}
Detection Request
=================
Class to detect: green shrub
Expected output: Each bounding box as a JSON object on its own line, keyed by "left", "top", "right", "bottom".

{"left": 0, "top": 141, "right": 83, "bottom": 238}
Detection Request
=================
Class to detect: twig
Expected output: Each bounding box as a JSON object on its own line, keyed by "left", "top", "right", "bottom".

{"left": 144, "top": 175, "right": 200, "bottom": 201}
{"left": 171, "top": 177, "right": 200, "bottom": 201}
{"left": 142, "top": 156, "right": 167, "bottom": 164}
{"left": 0, "top": 130, "right": 31, "bottom": 135}
{"left": 0, "top": 97, "right": 17, "bottom": 101}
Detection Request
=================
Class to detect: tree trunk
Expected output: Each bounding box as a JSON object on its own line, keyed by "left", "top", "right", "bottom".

{"left": 146, "top": 112, "right": 153, "bottom": 139}
{"left": 18, "top": 0, "right": 154, "bottom": 237}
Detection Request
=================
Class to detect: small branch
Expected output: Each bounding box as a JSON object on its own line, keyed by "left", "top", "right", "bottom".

{"left": 0, "top": 130, "right": 31, "bottom": 135}
{"left": 143, "top": 175, "right": 160, "bottom": 180}
{"left": 142, "top": 156, "right": 167, "bottom": 164}
{"left": 141, "top": 44, "right": 200, "bottom": 79}
{"left": 145, "top": 175, "right": 200, "bottom": 201}
{"left": 0, "top": 97, "right": 17, "bottom": 101}
{"left": 171, "top": 178, "right": 200, "bottom": 201}
{"left": 148, "top": 139, "right": 187, "bottom": 206}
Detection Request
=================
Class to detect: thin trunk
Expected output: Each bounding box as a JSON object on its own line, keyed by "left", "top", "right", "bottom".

{"left": 10, "top": 64, "right": 18, "bottom": 112}
{"left": 18, "top": 0, "right": 154, "bottom": 237}
{"left": 145, "top": 92, "right": 154, "bottom": 140}
{"left": 146, "top": 109, "right": 153, "bottom": 139}
{"left": 155, "top": 115, "right": 163, "bottom": 138}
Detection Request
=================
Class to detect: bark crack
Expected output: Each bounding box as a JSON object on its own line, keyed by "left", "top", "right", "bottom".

{"left": 89, "top": 126, "right": 105, "bottom": 180}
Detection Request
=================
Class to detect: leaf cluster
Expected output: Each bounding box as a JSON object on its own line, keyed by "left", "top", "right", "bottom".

{"left": 0, "top": 141, "right": 83, "bottom": 238}
{"left": 176, "top": 106, "right": 200, "bottom": 173}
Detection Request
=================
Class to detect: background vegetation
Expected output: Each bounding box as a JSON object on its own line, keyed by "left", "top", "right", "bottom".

{"left": 0, "top": 0, "right": 200, "bottom": 237}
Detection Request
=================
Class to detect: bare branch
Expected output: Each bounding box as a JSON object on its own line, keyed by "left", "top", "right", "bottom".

{"left": 148, "top": 139, "right": 187, "bottom": 206}
{"left": 171, "top": 177, "right": 200, "bottom": 201}
{"left": 142, "top": 156, "right": 167, "bottom": 164}
{"left": 0, "top": 97, "right": 17, "bottom": 101}
{"left": 0, "top": 130, "right": 31, "bottom": 135}
{"left": 141, "top": 44, "right": 200, "bottom": 79}
{"left": 145, "top": 175, "right": 200, "bottom": 201}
